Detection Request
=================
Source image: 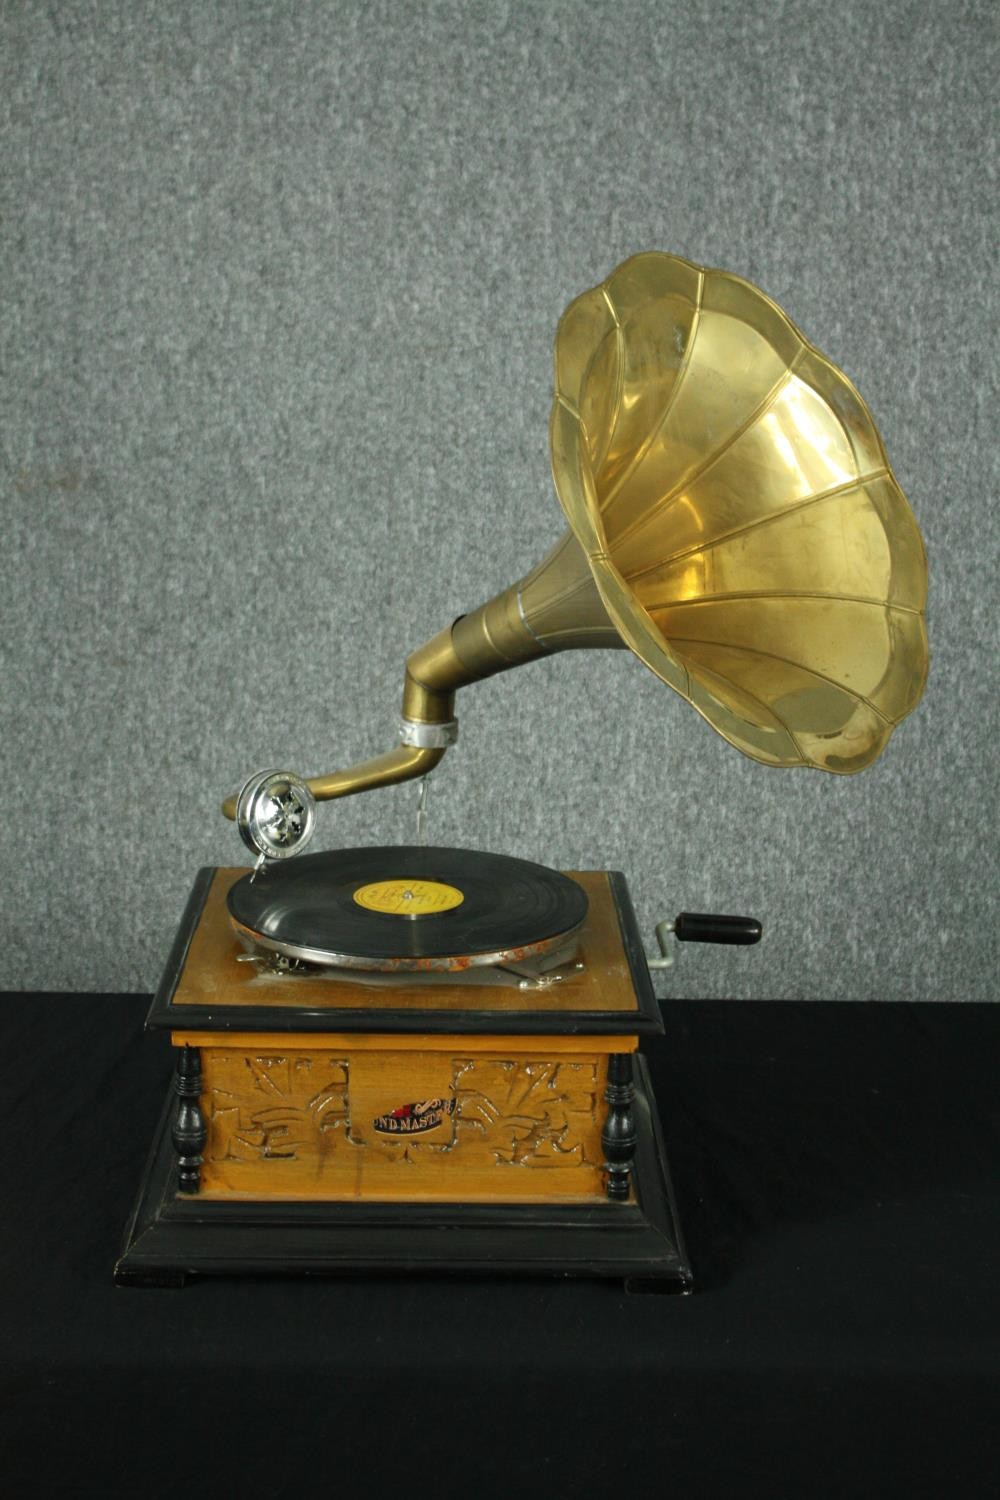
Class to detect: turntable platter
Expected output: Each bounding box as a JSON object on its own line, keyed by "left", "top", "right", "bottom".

{"left": 226, "top": 846, "right": 589, "bottom": 972}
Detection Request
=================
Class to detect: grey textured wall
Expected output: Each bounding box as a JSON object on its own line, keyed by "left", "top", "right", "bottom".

{"left": 2, "top": 0, "right": 997, "bottom": 999}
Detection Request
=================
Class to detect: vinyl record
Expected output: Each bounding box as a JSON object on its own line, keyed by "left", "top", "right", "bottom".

{"left": 227, "top": 846, "right": 589, "bottom": 972}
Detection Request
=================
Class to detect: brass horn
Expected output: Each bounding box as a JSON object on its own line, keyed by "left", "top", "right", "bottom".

{"left": 223, "top": 252, "right": 928, "bottom": 844}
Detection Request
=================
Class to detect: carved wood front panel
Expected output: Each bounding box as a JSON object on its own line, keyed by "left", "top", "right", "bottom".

{"left": 198, "top": 1046, "right": 606, "bottom": 1202}
{"left": 452, "top": 1058, "right": 601, "bottom": 1168}
{"left": 203, "top": 1051, "right": 350, "bottom": 1181}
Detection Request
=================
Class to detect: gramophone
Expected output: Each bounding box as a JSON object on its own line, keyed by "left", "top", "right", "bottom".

{"left": 116, "top": 253, "right": 928, "bottom": 1290}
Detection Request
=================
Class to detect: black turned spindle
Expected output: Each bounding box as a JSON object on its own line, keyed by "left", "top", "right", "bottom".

{"left": 171, "top": 1045, "right": 206, "bottom": 1194}
{"left": 601, "top": 1052, "right": 637, "bottom": 1201}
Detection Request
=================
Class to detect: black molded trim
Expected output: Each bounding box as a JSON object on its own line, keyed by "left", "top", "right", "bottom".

{"left": 607, "top": 871, "right": 660, "bottom": 1024}
{"left": 146, "top": 866, "right": 214, "bottom": 1027}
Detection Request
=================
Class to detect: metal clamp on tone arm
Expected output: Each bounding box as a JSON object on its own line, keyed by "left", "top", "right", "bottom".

{"left": 398, "top": 717, "right": 459, "bottom": 749}
{"left": 649, "top": 912, "right": 763, "bottom": 970}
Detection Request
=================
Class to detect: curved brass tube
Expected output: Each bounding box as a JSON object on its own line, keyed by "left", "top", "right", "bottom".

{"left": 221, "top": 744, "right": 448, "bottom": 821}
{"left": 305, "top": 741, "right": 447, "bottom": 801}
{"left": 220, "top": 532, "right": 617, "bottom": 822}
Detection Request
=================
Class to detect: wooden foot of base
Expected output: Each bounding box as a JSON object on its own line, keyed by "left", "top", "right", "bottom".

{"left": 113, "top": 1264, "right": 188, "bottom": 1290}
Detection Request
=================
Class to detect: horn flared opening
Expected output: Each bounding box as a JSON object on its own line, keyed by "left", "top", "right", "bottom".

{"left": 549, "top": 252, "right": 929, "bottom": 773}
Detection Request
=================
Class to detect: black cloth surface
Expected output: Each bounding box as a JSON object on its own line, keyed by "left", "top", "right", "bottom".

{"left": 1, "top": 995, "right": 997, "bottom": 1498}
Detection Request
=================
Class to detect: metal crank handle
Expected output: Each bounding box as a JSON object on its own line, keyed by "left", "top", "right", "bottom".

{"left": 648, "top": 912, "right": 763, "bottom": 970}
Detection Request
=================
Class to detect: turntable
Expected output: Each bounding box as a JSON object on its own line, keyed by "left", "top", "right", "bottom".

{"left": 116, "top": 253, "right": 927, "bottom": 1290}
{"left": 228, "top": 846, "right": 591, "bottom": 980}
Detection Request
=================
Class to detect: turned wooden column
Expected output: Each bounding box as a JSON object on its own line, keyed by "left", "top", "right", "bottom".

{"left": 601, "top": 1052, "right": 637, "bottom": 1201}
{"left": 171, "top": 1045, "right": 206, "bottom": 1194}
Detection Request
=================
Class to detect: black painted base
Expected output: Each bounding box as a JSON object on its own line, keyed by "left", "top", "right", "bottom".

{"left": 115, "top": 1056, "right": 692, "bottom": 1293}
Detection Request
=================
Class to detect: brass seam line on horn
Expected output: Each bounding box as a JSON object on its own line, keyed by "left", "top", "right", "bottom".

{"left": 451, "top": 587, "right": 551, "bottom": 680}
{"left": 597, "top": 271, "right": 705, "bottom": 517}
{"left": 608, "top": 354, "right": 806, "bottom": 552}
{"left": 622, "top": 471, "right": 890, "bottom": 585}
{"left": 600, "top": 285, "right": 622, "bottom": 327}
{"left": 533, "top": 574, "right": 599, "bottom": 613}
{"left": 672, "top": 637, "right": 896, "bottom": 724}
{"left": 679, "top": 655, "right": 809, "bottom": 757}
{"left": 516, "top": 588, "right": 546, "bottom": 648}
{"left": 651, "top": 590, "right": 920, "bottom": 613}
{"left": 596, "top": 288, "right": 626, "bottom": 475}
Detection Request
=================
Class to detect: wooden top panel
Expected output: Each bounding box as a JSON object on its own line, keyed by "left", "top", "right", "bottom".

{"left": 146, "top": 865, "right": 662, "bottom": 1036}
{"left": 184, "top": 869, "right": 636, "bottom": 1011}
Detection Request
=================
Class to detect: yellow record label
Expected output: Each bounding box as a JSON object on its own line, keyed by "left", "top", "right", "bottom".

{"left": 352, "top": 878, "right": 465, "bottom": 917}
